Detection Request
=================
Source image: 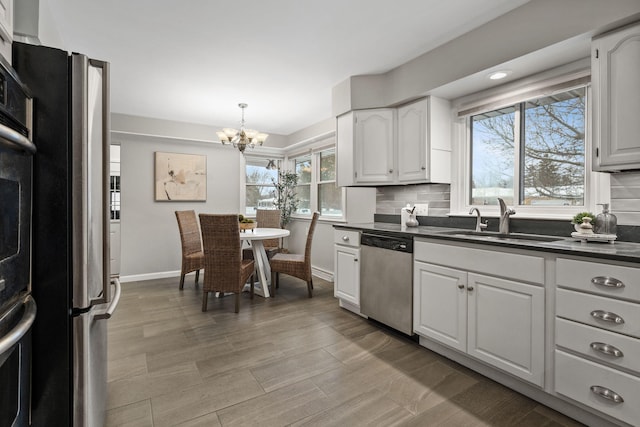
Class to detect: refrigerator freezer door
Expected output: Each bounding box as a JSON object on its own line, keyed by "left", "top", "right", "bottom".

{"left": 71, "top": 54, "right": 111, "bottom": 309}
{"left": 72, "top": 303, "right": 107, "bottom": 427}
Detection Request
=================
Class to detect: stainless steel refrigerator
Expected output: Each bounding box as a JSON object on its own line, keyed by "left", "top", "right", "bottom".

{"left": 13, "top": 42, "right": 121, "bottom": 427}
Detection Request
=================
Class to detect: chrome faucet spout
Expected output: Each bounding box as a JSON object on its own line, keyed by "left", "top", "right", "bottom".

{"left": 469, "top": 207, "right": 488, "bottom": 232}
{"left": 497, "top": 198, "right": 515, "bottom": 234}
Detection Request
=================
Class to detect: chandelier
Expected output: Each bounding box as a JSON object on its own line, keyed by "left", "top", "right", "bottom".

{"left": 216, "top": 103, "right": 269, "bottom": 153}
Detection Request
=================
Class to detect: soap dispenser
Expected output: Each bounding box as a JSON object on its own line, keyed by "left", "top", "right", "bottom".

{"left": 595, "top": 203, "right": 617, "bottom": 235}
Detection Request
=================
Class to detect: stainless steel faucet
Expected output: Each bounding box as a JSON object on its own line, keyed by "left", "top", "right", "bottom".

{"left": 469, "top": 207, "right": 488, "bottom": 232}
{"left": 497, "top": 198, "right": 516, "bottom": 234}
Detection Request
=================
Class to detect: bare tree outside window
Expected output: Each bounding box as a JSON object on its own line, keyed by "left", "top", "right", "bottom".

{"left": 470, "top": 87, "right": 585, "bottom": 207}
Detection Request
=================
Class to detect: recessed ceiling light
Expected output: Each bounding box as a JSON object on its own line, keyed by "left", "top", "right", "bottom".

{"left": 489, "top": 70, "right": 511, "bottom": 80}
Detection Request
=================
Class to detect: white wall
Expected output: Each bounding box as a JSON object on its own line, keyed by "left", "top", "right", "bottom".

{"left": 115, "top": 131, "right": 242, "bottom": 279}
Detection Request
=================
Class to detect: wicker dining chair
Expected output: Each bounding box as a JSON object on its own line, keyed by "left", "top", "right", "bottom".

{"left": 242, "top": 209, "right": 282, "bottom": 260}
{"left": 199, "top": 214, "right": 255, "bottom": 313}
{"left": 270, "top": 212, "right": 319, "bottom": 298}
{"left": 174, "top": 210, "right": 204, "bottom": 290}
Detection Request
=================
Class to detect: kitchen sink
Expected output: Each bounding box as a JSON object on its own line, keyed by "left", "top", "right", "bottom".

{"left": 438, "top": 230, "right": 564, "bottom": 243}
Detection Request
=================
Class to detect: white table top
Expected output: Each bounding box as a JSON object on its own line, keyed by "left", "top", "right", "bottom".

{"left": 239, "top": 227, "right": 290, "bottom": 240}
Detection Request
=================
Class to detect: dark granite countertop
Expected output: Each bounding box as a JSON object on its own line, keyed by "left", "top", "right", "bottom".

{"left": 335, "top": 222, "right": 640, "bottom": 264}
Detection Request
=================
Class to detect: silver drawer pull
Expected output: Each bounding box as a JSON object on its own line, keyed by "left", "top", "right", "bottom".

{"left": 342, "top": 236, "right": 350, "bottom": 242}
{"left": 590, "top": 310, "right": 625, "bottom": 324}
{"left": 457, "top": 284, "right": 465, "bottom": 290}
{"left": 590, "top": 342, "right": 624, "bottom": 358}
{"left": 590, "top": 385, "right": 624, "bottom": 404}
{"left": 591, "top": 276, "right": 625, "bottom": 289}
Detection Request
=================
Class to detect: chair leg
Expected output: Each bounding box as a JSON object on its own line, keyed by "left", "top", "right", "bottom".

{"left": 307, "top": 280, "right": 313, "bottom": 298}
{"left": 271, "top": 272, "right": 277, "bottom": 297}
{"left": 195, "top": 270, "right": 200, "bottom": 283}
{"left": 179, "top": 274, "right": 185, "bottom": 290}
{"left": 250, "top": 274, "right": 255, "bottom": 299}
{"left": 235, "top": 293, "right": 240, "bottom": 313}
{"left": 202, "top": 291, "right": 208, "bottom": 312}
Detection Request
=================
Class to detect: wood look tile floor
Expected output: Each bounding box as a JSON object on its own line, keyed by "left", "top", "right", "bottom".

{"left": 106, "top": 275, "right": 584, "bottom": 427}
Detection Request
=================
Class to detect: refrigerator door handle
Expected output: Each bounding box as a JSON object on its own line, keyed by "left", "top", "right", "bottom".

{"left": 0, "top": 295, "right": 37, "bottom": 355}
{"left": 95, "top": 278, "right": 121, "bottom": 320}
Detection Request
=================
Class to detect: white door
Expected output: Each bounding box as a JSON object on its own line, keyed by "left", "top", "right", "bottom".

{"left": 354, "top": 109, "right": 395, "bottom": 183}
{"left": 334, "top": 245, "right": 360, "bottom": 306}
{"left": 413, "top": 262, "right": 467, "bottom": 351}
{"left": 467, "top": 273, "right": 545, "bottom": 386}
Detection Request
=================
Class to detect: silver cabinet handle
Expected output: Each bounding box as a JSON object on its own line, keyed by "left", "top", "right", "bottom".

{"left": 591, "top": 276, "right": 625, "bottom": 288}
{"left": 467, "top": 285, "right": 474, "bottom": 291}
{"left": 354, "top": 258, "right": 358, "bottom": 262}
{"left": 590, "top": 385, "right": 624, "bottom": 403}
{"left": 457, "top": 284, "right": 465, "bottom": 290}
{"left": 389, "top": 169, "right": 394, "bottom": 174}
{"left": 590, "top": 342, "right": 624, "bottom": 358}
{"left": 590, "top": 310, "right": 625, "bottom": 324}
{"left": 421, "top": 166, "right": 426, "bottom": 170}
{"left": 342, "top": 236, "right": 350, "bottom": 242}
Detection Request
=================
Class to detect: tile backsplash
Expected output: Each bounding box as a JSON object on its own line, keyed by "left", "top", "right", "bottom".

{"left": 376, "top": 183, "right": 450, "bottom": 217}
{"left": 610, "top": 172, "right": 640, "bottom": 225}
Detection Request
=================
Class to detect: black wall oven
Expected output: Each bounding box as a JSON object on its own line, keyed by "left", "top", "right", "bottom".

{"left": 0, "top": 55, "right": 36, "bottom": 427}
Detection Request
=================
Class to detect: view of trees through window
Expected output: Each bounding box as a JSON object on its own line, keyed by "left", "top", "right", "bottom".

{"left": 292, "top": 148, "right": 342, "bottom": 217}
{"left": 245, "top": 158, "right": 278, "bottom": 216}
{"left": 471, "top": 87, "right": 585, "bottom": 206}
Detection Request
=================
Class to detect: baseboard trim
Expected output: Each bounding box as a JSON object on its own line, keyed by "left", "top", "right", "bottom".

{"left": 311, "top": 265, "right": 333, "bottom": 282}
{"left": 119, "top": 270, "right": 182, "bottom": 283}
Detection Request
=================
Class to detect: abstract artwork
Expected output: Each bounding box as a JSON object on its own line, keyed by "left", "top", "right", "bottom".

{"left": 154, "top": 152, "right": 207, "bottom": 201}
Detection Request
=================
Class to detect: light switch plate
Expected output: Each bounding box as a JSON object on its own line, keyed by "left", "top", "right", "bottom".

{"left": 414, "top": 203, "right": 429, "bottom": 216}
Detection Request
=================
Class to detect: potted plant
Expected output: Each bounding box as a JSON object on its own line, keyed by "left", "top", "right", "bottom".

{"left": 271, "top": 170, "right": 299, "bottom": 228}
{"left": 571, "top": 212, "right": 595, "bottom": 232}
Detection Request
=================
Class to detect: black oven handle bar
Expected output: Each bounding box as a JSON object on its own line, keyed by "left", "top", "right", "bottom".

{"left": 0, "top": 122, "right": 36, "bottom": 154}
{"left": 0, "top": 295, "right": 37, "bottom": 355}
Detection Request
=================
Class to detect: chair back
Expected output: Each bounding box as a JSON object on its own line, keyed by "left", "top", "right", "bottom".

{"left": 199, "top": 214, "right": 243, "bottom": 293}
{"left": 304, "top": 212, "right": 320, "bottom": 265}
{"left": 175, "top": 210, "right": 203, "bottom": 257}
{"left": 256, "top": 209, "right": 281, "bottom": 249}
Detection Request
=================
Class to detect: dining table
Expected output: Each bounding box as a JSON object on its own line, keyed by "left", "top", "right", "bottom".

{"left": 240, "top": 227, "right": 290, "bottom": 297}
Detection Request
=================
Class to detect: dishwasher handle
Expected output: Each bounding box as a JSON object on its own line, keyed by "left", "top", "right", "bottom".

{"left": 361, "top": 233, "right": 413, "bottom": 253}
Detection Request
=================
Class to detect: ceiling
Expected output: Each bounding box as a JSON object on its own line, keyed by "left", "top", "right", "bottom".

{"left": 45, "top": 0, "right": 535, "bottom": 136}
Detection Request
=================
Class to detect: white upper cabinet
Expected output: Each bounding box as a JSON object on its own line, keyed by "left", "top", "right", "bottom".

{"left": 337, "top": 96, "right": 452, "bottom": 186}
{"left": 0, "top": 0, "right": 13, "bottom": 64}
{"left": 397, "top": 97, "right": 452, "bottom": 183}
{"left": 592, "top": 22, "right": 640, "bottom": 171}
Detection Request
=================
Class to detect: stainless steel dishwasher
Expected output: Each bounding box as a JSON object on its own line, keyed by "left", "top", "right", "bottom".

{"left": 360, "top": 232, "right": 414, "bottom": 335}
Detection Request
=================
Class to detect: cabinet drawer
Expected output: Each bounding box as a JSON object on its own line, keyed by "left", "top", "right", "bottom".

{"left": 333, "top": 229, "right": 360, "bottom": 247}
{"left": 556, "top": 288, "right": 640, "bottom": 338}
{"left": 557, "top": 258, "right": 640, "bottom": 302}
{"left": 555, "top": 350, "right": 640, "bottom": 426}
{"left": 556, "top": 317, "right": 640, "bottom": 374}
{"left": 414, "top": 240, "right": 544, "bottom": 284}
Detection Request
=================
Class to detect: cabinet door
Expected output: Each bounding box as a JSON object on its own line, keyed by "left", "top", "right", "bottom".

{"left": 397, "top": 100, "right": 427, "bottom": 183}
{"left": 334, "top": 245, "right": 360, "bottom": 306}
{"left": 467, "top": 273, "right": 545, "bottom": 386}
{"left": 593, "top": 23, "right": 640, "bottom": 171}
{"left": 354, "top": 109, "right": 395, "bottom": 183}
{"left": 413, "top": 261, "right": 467, "bottom": 351}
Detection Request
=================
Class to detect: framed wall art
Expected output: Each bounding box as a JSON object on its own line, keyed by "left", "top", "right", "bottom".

{"left": 154, "top": 151, "right": 207, "bottom": 201}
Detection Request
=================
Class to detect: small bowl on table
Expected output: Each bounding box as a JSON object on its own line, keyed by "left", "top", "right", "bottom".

{"left": 239, "top": 222, "right": 257, "bottom": 232}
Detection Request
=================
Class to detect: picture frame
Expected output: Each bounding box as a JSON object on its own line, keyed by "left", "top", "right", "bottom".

{"left": 154, "top": 151, "right": 207, "bottom": 201}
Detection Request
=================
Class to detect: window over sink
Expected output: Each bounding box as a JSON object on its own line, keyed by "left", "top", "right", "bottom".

{"left": 451, "top": 67, "right": 609, "bottom": 220}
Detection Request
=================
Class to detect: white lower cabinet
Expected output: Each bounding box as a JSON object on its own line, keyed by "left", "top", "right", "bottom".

{"left": 554, "top": 257, "right": 640, "bottom": 426}
{"left": 413, "top": 240, "right": 545, "bottom": 387}
{"left": 333, "top": 229, "right": 361, "bottom": 308}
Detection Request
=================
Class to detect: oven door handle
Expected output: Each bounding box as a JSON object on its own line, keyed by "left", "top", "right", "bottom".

{"left": 0, "top": 123, "right": 36, "bottom": 154}
{"left": 0, "top": 295, "right": 37, "bottom": 355}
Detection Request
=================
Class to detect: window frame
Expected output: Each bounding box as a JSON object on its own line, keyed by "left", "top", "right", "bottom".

{"left": 288, "top": 144, "right": 346, "bottom": 222}
{"left": 450, "top": 68, "right": 610, "bottom": 220}
{"left": 242, "top": 156, "right": 282, "bottom": 218}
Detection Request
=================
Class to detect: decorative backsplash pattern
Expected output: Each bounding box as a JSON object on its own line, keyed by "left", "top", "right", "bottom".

{"left": 376, "top": 183, "right": 450, "bottom": 217}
